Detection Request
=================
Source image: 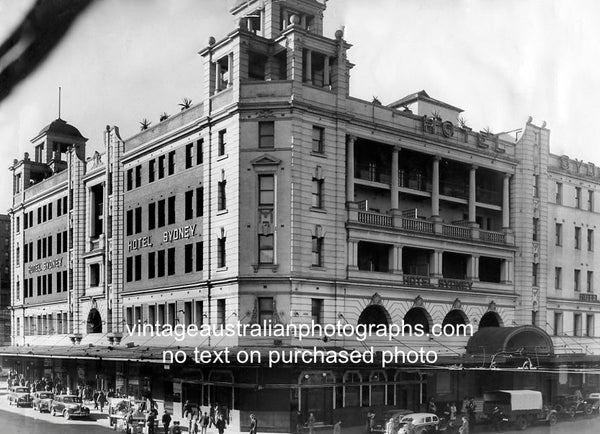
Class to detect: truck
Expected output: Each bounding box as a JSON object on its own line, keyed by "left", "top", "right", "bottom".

{"left": 482, "top": 390, "right": 557, "bottom": 430}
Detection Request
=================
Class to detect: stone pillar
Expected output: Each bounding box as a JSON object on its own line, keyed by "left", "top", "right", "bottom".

{"left": 501, "top": 259, "right": 513, "bottom": 284}
{"left": 468, "top": 255, "right": 480, "bottom": 281}
{"left": 228, "top": 53, "right": 234, "bottom": 86}
{"left": 215, "top": 61, "right": 222, "bottom": 91}
{"left": 324, "top": 56, "right": 330, "bottom": 87}
{"left": 391, "top": 148, "right": 399, "bottom": 209}
{"left": 502, "top": 173, "right": 510, "bottom": 229}
{"left": 348, "top": 240, "right": 358, "bottom": 270}
{"left": 346, "top": 136, "right": 356, "bottom": 203}
{"left": 431, "top": 250, "right": 443, "bottom": 278}
{"left": 392, "top": 245, "right": 403, "bottom": 274}
{"left": 305, "top": 49, "right": 312, "bottom": 84}
{"left": 469, "top": 165, "right": 477, "bottom": 223}
{"left": 432, "top": 156, "right": 441, "bottom": 218}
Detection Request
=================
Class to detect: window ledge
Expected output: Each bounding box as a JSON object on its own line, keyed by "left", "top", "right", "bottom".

{"left": 216, "top": 266, "right": 228, "bottom": 272}
{"left": 310, "top": 266, "right": 326, "bottom": 271}
{"left": 252, "top": 263, "right": 279, "bottom": 273}
{"left": 310, "top": 151, "right": 327, "bottom": 158}
{"left": 216, "top": 209, "right": 228, "bottom": 216}
{"left": 217, "top": 154, "right": 229, "bottom": 161}
{"left": 310, "top": 207, "right": 326, "bottom": 214}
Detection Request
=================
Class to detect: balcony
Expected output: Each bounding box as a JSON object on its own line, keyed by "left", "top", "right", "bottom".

{"left": 355, "top": 164, "right": 391, "bottom": 185}
{"left": 580, "top": 293, "right": 598, "bottom": 302}
{"left": 348, "top": 206, "right": 511, "bottom": 245}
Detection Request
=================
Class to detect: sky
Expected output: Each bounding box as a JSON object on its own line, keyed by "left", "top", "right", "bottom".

{"left": 1, "top": 0, "right": 600, "bottom": 213}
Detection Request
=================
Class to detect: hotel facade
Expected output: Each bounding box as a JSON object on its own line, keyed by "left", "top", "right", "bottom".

{"left": 3, "top": 0, "right": 600, "bottom": 431}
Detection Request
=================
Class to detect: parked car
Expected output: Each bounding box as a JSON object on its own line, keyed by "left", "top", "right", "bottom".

{"left": 397, "top": 413, "right": 440, "bottom": 434}
{"left": 108, "top": 397, "right": 148, "bottom": 429}
{"left": 50, "top": 395, "right": 90, "bottom": 419}
{"left": 7, "top": 386, "right": 32, "bottom": 407}
{"left": 483, "top": 390, "right": 557, "bottom": 430}
{"left": 371, "top": 409, "right": 413, "bottom": 434}
{"left": 587, "top": 393, "right": 600, "bottom": 413}
{"left": 32, "top": 391, "right": 54, "bottom": 412}
{"left": 553, "top": 394, "right": 593, "bottom": 418}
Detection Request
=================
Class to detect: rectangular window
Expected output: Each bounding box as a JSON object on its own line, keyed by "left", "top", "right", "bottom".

{"left": 574, "top": 313, "right": 582, "bottom": 337}
{"left": 148, "top": 252, "right": 156, "bottom": 279}
{"left": 196, "top": 139, "right": 203, "bottom": 165}
{"left": 196, "top": 187, "right": 204, "bottom": 217}
{"left": 62, "top": 196, "right": 68, "bottom": 214}
{"left": 554, "top": 312, "right": 563, "bottom": 336}
{"left": 184, "top": 301, "right": 192, "bottom": 327}
{"left": 62, "top": 232, "right": 67, "bottom": 253}
{"left": 218, "top": 130, "right": 226, "bottom": 156}
{"left": 258, "top": 121, "right": 274, "bottom": 148}
{"left": 134, "top": 255, "right": 142, "bottom": 281}
{"left": 48, "top": 236, "right": 52, "bottom": 256}
{"left": 258, "top": 234, "right": 274, "bottom": 264}
{"left": 555, "top": 267, "right": 562, "bottom": 290}
{"left": 532, "top": 263, "right": 538, "bottom": 287}
{"left": 588, "top": 229, "right": 594, "bottom": 251}
{"left": 575, "top": 226, "right": 581, "bottom": 249}
{"left": 148, "top": 305, "right": 156, "bottom": 329}
{"left": 149, "top": 159, "right": 156, "bottom": 183}
{"left": 312, "top": 126, "right": 324, "bottom": 153}
{"left": 532, "top": 218, "right": 538, "bottom": 241}
{"left": 126, "top": 210, "right": 133, "bottom": 236}
{"left": 589, "top": 190, "right": 594, "bottom": 211}
{"left": 587, "top": 271, "right": 594, "bottom": 293}
{"left": 167, "top": 247, "right": 175, "bottom": 275}
{"left": 218, "top": 180, "right": 227, "bottom": 211}
{"left": 258, "top": 297, "right": 274, "bottom": 324}
{"left": 168, "top": 150, "right": 176, "bottom": 175}
{"left": 62, "top": 270, "right": 67, "bottom": 292}
{"left": 135, "top": 165, "right": 142, "bottom": 188}
{"left": 126, "top": 307, "right": 133, "bottom": 328}
{"left": 196, "top": 241, "right": 203, "bottom": 271}
{"left": 127, "top": 169, "right": 133, "bottom": 191}
{"left": 158, "top": 304, "right": 165, "bottom": 326}
{"left": 48, "top": 203, "right": 52, "bottom": 220}
{"left": 533, "top": 174, "right": 539, "bottom": 197}
{"left": 158, "top": 199, "right": 165, "bottom": 227}
{"left": 47, "top": 274, "right": 52, "bottom": 294}
{"left": 311, "top": 178, "right": 323, "bottom": 208}
{"left": 586, "top": 314, "right": 594, "bottom": 337}
{"left": 218, "top": 237, "right": 226, "bottom": 268}
{"left": 157, "top": 250, "right": 165, "bottom": 277}
{"left": 575, "top": 269, "right": 581, "bottom": 292}
{"left": 185, "top": 190, "right": 194, "bottom": 220}
{"left": 135, "top": 207, "right": 142, "bottom": 234}
{"left": 311, "top": 298, "right": 324, "bottom": 325}
{"left": 158, "top": 155, "right": 165, "bottom": 179}
{"left": 185, "top": 143, "right": 194, "bottom": 169}
{"left": 126, "top": 257, "right": 133, "bottom": 282}
{"left": 195, "top": 301, "right": 204, "bottom": 326}
{"left": 312, "top": 236, "right": 323, "bottom": 267}
{"left": 576, "top": 187, "right": 582, "bottom": 208}
{"left": 148, "top": 202, "right": 156, "bottom": 230}
{"left": 168, "top": 303, "right": 176, "bottom": 327}
{"left": 56, "top": 272, "right": 61, "bottom": 293}
{"left": 42, "top": 205, "right": 47, "bottom": 222}
{"left": 168, "top": 196, "right": 176, "bottom": 225}
{"left": 57, "top": 199, "right": 62, "bottom": 217}
{"left": 555, "top": 223, "right": 562, "bottom": 246}
{"left": 217, "top": 299, "right": 226, "bottom": 326}
{"left": 37, "top": 239, "right": 41, "bottom": 259}
{"left": 185, "top": 243, "right": 193, "bottom": 273}
{"left": 258, "top": 175, "right": 274, "bottom": 206}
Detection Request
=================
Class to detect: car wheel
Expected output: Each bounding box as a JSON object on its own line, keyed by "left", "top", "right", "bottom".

{"left": 585, "top": 405, "right": 593, "bottom": 416}
{"left": 548, "top": 413, "right": 558, "bottom": 426}
{"left": 516, "top": 416, "right": 528, "bottom": 430}
{"left": 63, "top": 410, "right": 71, "bottom": 420}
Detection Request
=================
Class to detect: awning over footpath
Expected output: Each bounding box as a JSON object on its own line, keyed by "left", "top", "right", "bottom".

{"left": 466, "top": 325, "right": 554, "bottom": 356}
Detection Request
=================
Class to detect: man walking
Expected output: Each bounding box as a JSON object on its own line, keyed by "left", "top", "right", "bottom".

{"left": 250, "top": 414, "right": 258, "bottom": 434}
{"left": 162, "top": 409, "right": 172, "bottom": 434}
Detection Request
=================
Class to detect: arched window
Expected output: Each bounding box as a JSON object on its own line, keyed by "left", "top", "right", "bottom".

{"left": 403, "top": 307, "right": 431, "bottom": 334}
{"left": 479, "top": 311, "right": 502, "bottom": 329}
{"left": 342, "top": 371, "right": 362, "bottom": 407}
{"left": 358, "top": 305, "right": 390, "bottom": 326}
{"left": 442, "top": 309, "right": 468, "bottom": 334}
{"left": 86, "top": 308, "right": 102, "bottom": 333}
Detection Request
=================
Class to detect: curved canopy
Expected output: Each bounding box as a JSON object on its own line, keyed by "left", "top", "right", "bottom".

{"left": 466, "top": 325, "right": 553, "bottom": 355}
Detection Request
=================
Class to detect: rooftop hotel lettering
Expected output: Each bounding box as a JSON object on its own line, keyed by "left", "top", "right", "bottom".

{"left": 28, "top": 258, "right": 64, "bottom": 275}
{"left": 163, "top": 224, "right": 197, "bottom": 243}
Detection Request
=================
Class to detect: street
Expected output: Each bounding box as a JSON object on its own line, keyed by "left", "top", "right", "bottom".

{"left": 0, "top": 408, "right": 112, "bottom": 434}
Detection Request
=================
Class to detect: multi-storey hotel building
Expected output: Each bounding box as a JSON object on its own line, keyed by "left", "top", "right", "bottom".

{"left": 3, "top": 0, "right": 600, "bottom": 431}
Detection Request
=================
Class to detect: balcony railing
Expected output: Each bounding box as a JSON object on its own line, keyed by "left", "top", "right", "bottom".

{"left": 480, "top": 230, "right": 506, "bottom": 244}
{"left": 400, "top": 217, "right": 434, "bottom": 234}
{"left": 358, "top": 211, "right": 393, "bottom": 227}
{"left": 580, "top": 293, "right": 598, "bottom": 302}
{"left": 442, "top": 224, "right": 471, "bottom": 240}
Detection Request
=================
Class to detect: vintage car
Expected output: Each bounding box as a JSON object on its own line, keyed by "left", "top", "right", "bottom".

{"left": 108, "top": 397, "right": 149, "bottom": 429}
{"left": 397, "top": 413, "right": 440, "bottom": 434}
{"left": 32, "top": 391, "right": 55, "bottom": 412}
{"left": 371, "top": 409, "right": 413, "bottom": 434}
{"left": 587, "top": 392, "right": 600, "bottom": 413}
{"left": 483, "top": 390, "right": 558, "bottom": 430}
{"left": 50, "top": 394, "right": 90, "bottom": 419}
{"left": 553, "top": 394, "right": 593, "bottom": 418}
{"left": 7, "top": 386, "right": 32, "bottom": 407}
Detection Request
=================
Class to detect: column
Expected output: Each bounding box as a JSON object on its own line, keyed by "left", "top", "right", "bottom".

{"left": 228, "top": 53, "right": 234, "bottom": 86}
{"left": 468, "top": 255, "right": 480, "bottom": 281}
{"left": 392, "top": 245, "right": 403, "bottom": 274}
{"left": 346, "top": 136, "right": 356, "bottom": 203}
{"left": 215, "top": 61, "right": 222, "bottom": 91}
{"left": 431, "top": 156, "right": 441, "bottom": 218}
{"left": 391, "top": 148, "right": 399, "bottom": 209}
{"left": 305, "top": 49, "right": 312, "bottom": 84}
{"left": 323, "top": 56, "right": 330, "bottom": 87}
{"left": 502, "top": 174, "right": 510, "bottom": 229}
{"left": 431, "top": 250, "right": 443, "bottom": 278}
{"left": 348, "top": 240, "right": 358, "bottom": 270}
{"left": 469, "top": 165, "right": 477, "bottom": 223}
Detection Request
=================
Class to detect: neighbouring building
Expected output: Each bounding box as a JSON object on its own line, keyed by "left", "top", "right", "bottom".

{"left": 2, "top": 0, "right": 600, "bottom": 432}
{"left": 0, "top": 214, "right": 10, "bottom": 346}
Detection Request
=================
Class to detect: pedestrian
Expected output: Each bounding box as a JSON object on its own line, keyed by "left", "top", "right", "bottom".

{"left": 466, "top": 398, "right": 476, "bottom": 432}
{"left": 366, "top": 409, "right": 375, "bottom": 434}
{"left": 126, "top": 410, "right": 135, "bottom": 434}
{"left": 428, "top": 397, "right": 437, "bottom": 415}
{"left": 192, "top": 413, "right": 199, "bottom": 434}
{"left": 450, "top": 402, "right": 457, "bottom": 423}
{"left": 249, "top": 413, "right": 258, "bottom": 434}
{"left": 491, "top": 406, "right": 502, "bottom": 432}
{"left": 458, "top": 416, "right": 469, "bottom": 434}
{"left": 307, "top": 413, "right": 316, "bottom": 434}
{"left": 147, "top": 411, "right": 156, "bottom": 434}
{"left": 201, "top": 411, "right": 210, "bottom": 434}
{"left": 296, "top": 411, "right": 303, "bottom": 434}
{"left": 210, "top": 403, "right": 216, "bottom": 427}
{"left": 216, "top": 414, "right": 226, "bottom": 434}
{"left": 162, "top": 409, "right": 172, "bottom": 434}
{"left": 93, "top": 390, "right": 99, "bottom": 409}
{"left": 98, "top": 390, "right": 107, "bottom": 412}
{"left": 333, "top": 421, "right": 342, "bottom": 434}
